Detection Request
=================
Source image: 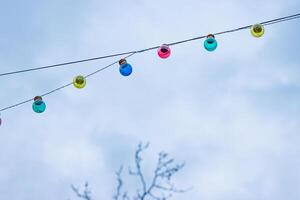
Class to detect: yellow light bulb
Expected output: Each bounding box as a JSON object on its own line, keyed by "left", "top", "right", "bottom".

{"left": 250, "top": 24, "right": 265, "bottom": 38}
{"left": 73, "top": 75, "right": 86, "bottom": 89}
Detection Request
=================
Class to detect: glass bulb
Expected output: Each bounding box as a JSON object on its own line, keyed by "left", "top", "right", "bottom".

{"left": 119, "top": 59, "right": 132, "bottom": 76}
{"left": 157, "top": 44, "right": 171, "bottom": 59}
{"left": 204, "top": 35, "right": 218, "bottom": 51}
{"left": 32, "top": 100, "right": 46, "bottom": 113}
{"left": 73, "top": 75, "right": 86, "bottom": 89}
{"left": 250, "top": 24, "right": 265, "bottom": 37}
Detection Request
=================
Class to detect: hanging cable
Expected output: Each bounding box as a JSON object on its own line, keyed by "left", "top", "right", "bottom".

{"left": 0, "top": 13, "right": 300, "bottom": 113}
{"left": 0, "top": 13, "right": 299, "bottom": 77}
{"left": 0, "top": 53, "right": 136, "bottom": 112}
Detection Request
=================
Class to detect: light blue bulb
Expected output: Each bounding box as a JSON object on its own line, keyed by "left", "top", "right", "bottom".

{"left": 32, "top": 100, "right": 46, "bottom": 113}
{"left": 119, "top": 63, "right": 132, "bottom": 76}
{"left": 204, "top": 37, "right": 218, "bottom": 52}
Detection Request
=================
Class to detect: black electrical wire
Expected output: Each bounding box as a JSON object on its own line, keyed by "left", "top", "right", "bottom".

{"left": 261, "top": 13, "right": 300, "bottom": 25}
{"left": 0, "top": 51, "right": 137, "bottom": 77}
{"left": 0, "top": 53, "right": 136, "bottom": 112}
{"left": 0, "top": 13, "right": 300, "bottom": 113}
{"left": 0, "top": 13, "right": 299, "bottom": 78}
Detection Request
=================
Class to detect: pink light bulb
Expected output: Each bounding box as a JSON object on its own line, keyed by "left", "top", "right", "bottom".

{"left": 157, "top": 44, "right": 171, "bottom": 59}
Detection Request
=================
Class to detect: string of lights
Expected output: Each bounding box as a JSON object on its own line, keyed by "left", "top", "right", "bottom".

{"left": 0, "top": 53, "right": 136, "bottom": 113}
{"left": 0, "top": 13, "right": 299, "bottom": 124}
{"left": 0, "top": 13, "right": 299, "bottom": 78}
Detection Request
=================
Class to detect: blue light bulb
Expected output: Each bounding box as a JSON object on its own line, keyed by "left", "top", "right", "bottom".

{"left": 119, "top": 59, "right": 132, "bottom": 76}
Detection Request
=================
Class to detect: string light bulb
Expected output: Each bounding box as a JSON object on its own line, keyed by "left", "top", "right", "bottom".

{"left": 250, "top": 24, "right": 265, "bottom": 37}
{"left": 73, "top": 75, "right": 86, "bottom": 89}
{"left": 32, "top": 96, "right": 46, "bottom": 113}
{"left": 204, "top": 34, "right": 218, "bottom": 52}
{"left": 0, "top": 114, "right": 2, "bottom": 127}
{"left": 119, "top": 58, "right": 132, "bottom": 76}
{"left": 157, "top": 44, "right": 171, "bottom": 59}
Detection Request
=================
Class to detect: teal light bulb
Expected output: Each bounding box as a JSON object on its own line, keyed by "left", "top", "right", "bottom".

{"left": 204, "top": 34, "right": 218, "bottom": 52}
{"left": 32, "top": 96, "right": 46, "bottom": 113}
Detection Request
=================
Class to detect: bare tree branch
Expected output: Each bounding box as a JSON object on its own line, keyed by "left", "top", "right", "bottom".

{"left": 128, "top": 143, "right": 186, "bottom": 200}
{"left": 114, "top": 166, "right": 130, "bottom": 200}
{"left": 71, "top": 142, "right": 188, "bottom": 200}
{"left": 129, "top": 142, "right": 150, "bottom": 199}
{"left": 71, "top": 182, "right": 92, "bottom": 200}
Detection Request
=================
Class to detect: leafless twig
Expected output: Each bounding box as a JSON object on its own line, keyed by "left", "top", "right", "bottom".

{"left": 71, "top": 142, "right": 188, "bottom": 200}
{"left": 71, "top": 182, "right": 92, "bottom": 200}
{"left": 128, "top": 142, "right": 186, "bottom": 200}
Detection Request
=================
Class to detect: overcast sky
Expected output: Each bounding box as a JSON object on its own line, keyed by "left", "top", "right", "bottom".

{"left": 0, "top": 0, "right": 300, "bottom": 199}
